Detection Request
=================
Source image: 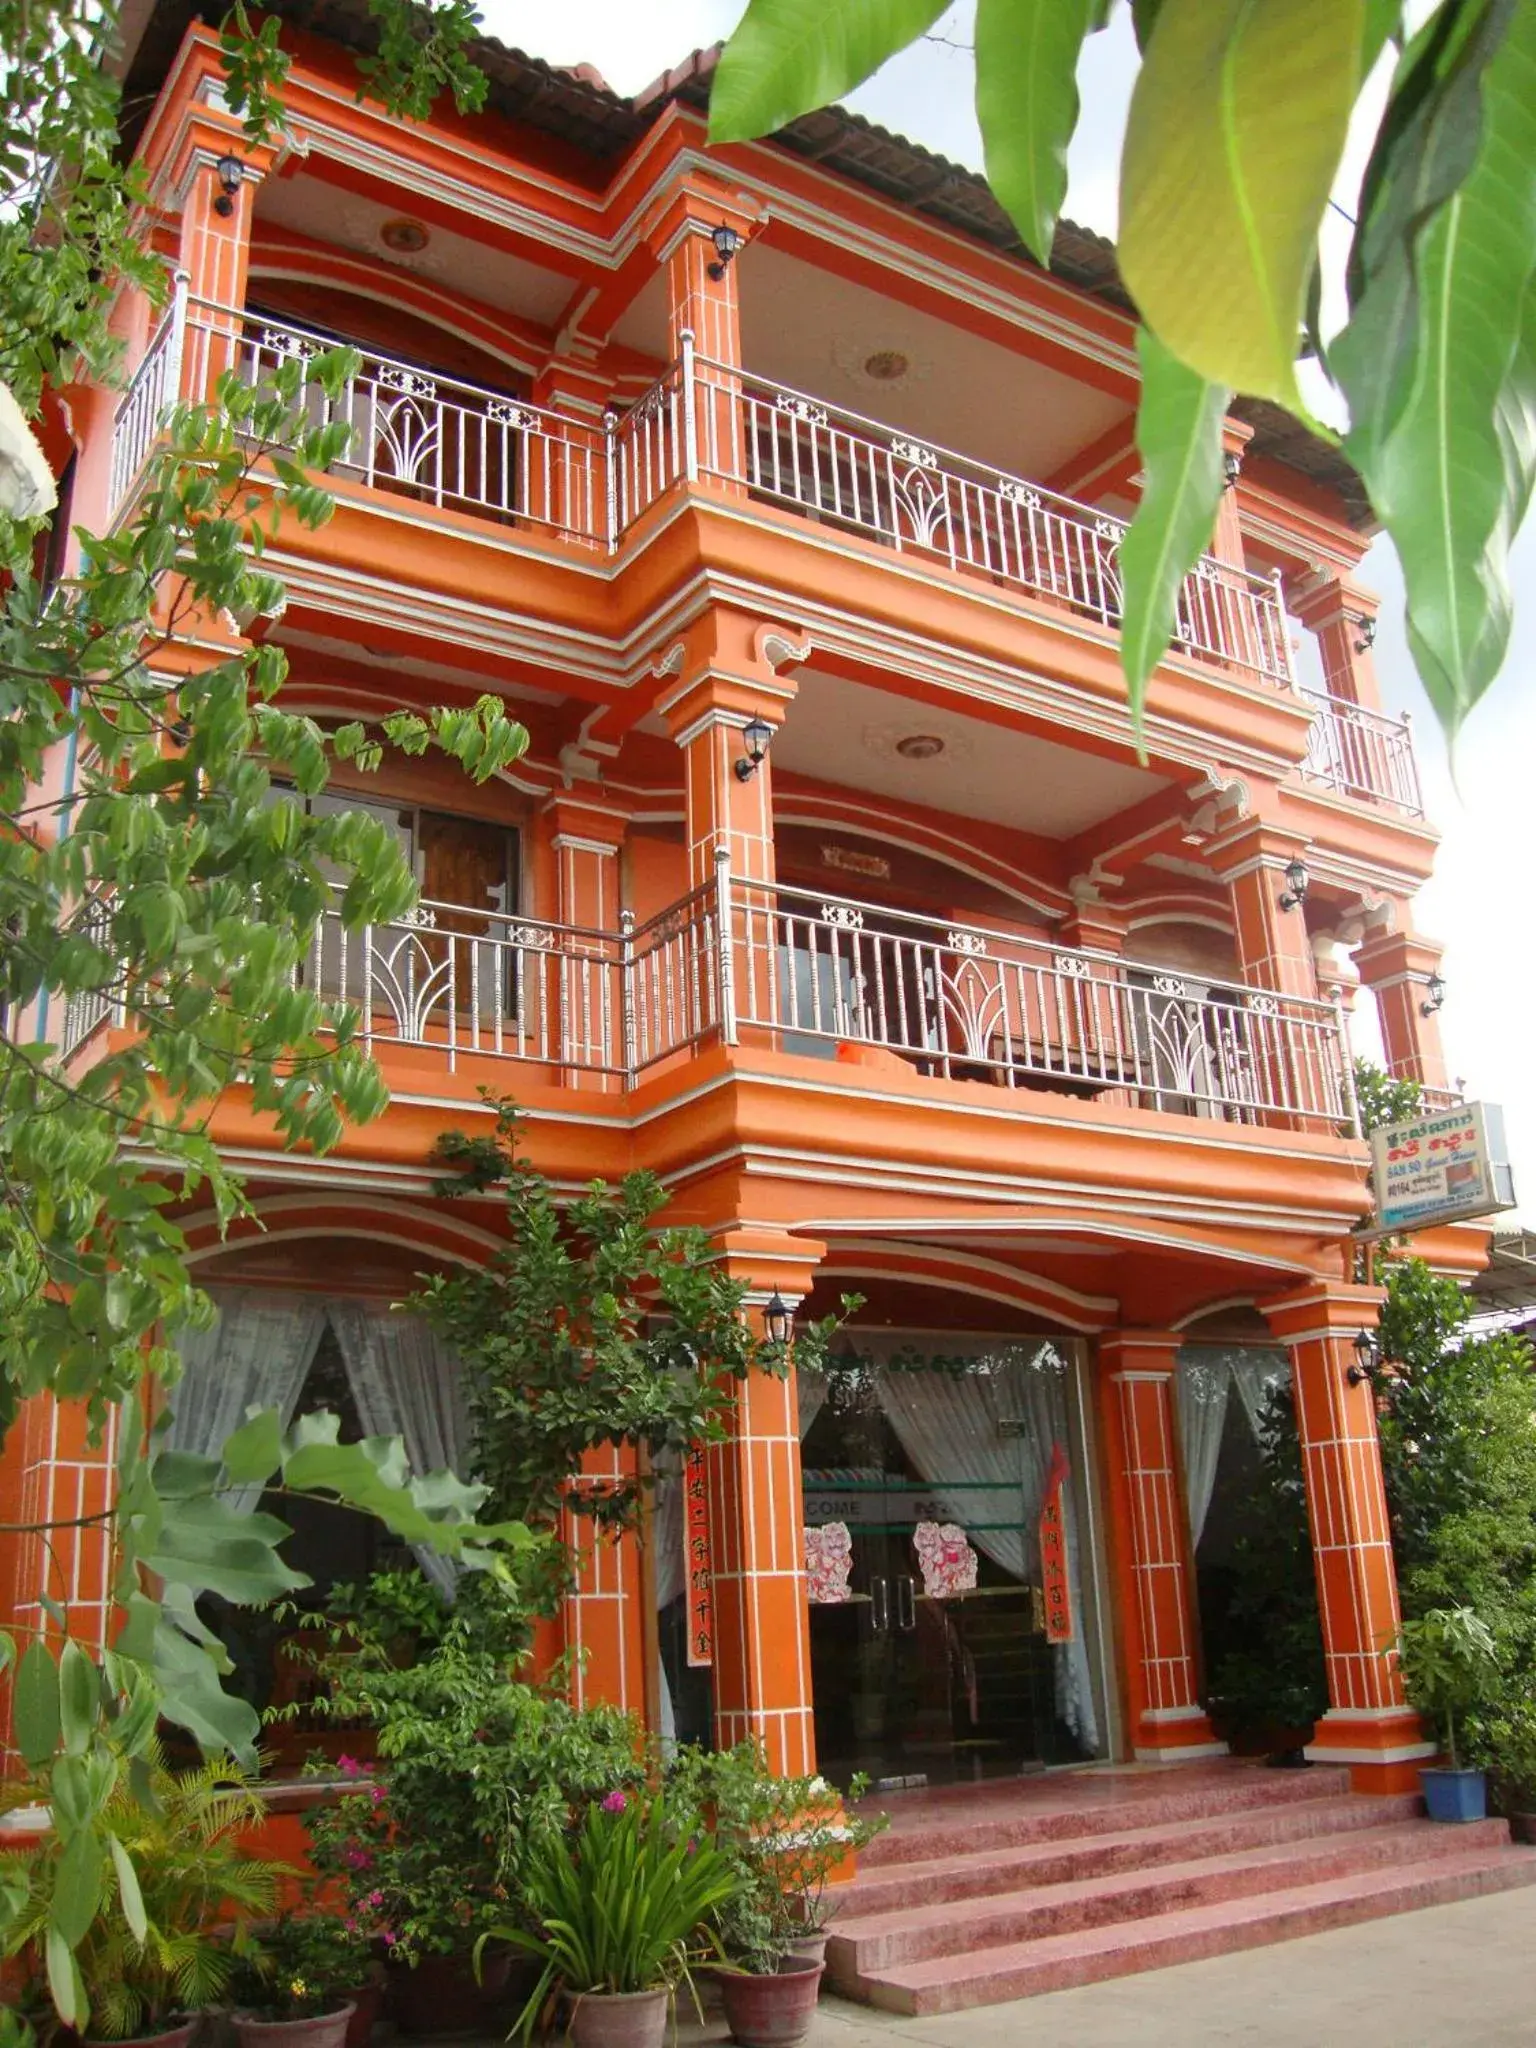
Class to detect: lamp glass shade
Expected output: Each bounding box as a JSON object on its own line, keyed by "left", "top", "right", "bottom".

{"left": 1283, "top": 857, "right": 1308, "bottom": 899}
{"left": 216, "top": 153, "right": 243, "bottom": 193}
{"left": 711, "top": 222, "right": 740, "bottom": 263}
{"left": 1353, "top": 1328, "right": 1380, "bottom": 1370}
{"left": 763, "top": 1291, "right": 793, "bottom": 1345}
{"left": 742, "top": 715, "right": 773, "bottom": 765}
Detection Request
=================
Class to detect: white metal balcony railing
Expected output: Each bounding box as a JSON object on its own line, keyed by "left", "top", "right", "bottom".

{"left": 1300, "top": 687, "right": 1424, "bottom": 817}
{"left": 60, "top": 867, "right": 1358, "bottom": 1133}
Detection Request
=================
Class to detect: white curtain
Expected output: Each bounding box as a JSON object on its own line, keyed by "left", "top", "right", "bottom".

{"left": 796, "top": 1365, "right": 830, "bottom": 1441}
{"left": 166, "top": 1287, "right": 328, "bottom": 1512}
{"left": 1177, "top": 1345, "right": 1291, "bottom": 1548}
{"left": 869, "top": 1338, "right": 1099, "bottom": 1754}
{"left": 327, "top": 1298, "right": 470, "bottom": 1594}
{"left": 1175, "top": 1356, "right": 1231, "bottom": 1549}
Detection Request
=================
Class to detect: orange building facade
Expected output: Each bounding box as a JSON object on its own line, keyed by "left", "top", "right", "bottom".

{"left": 2, "top": 4, "right": 1485, "bottom": 1797}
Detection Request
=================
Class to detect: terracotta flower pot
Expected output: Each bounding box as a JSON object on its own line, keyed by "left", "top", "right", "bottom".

{"left": 567, "top": 1986, "right": 669, "bottom": 2048}
{"left": 784, "top": 1930, "right": 829, "bottom": 1969}
{"left": 85, "top": 2022, "right": 197, "bottom": 2048}
{"left": 720, "top": 1956, "right": 825, "bottom": 2047}
{"left": 343, "top": 1982, "right": 381, "bottom": 2048}
{"left": 389, "top": 1951, "right": 510, "bottom": 2036}
{"left": 234, "top": 2002, "right": 357, "bottom": 2048}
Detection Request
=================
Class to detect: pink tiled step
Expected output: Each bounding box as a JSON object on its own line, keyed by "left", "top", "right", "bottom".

{"left": 835, "top": 1844, "right": 1536, "bottom": 2016}
{"left": 831, "top": 1818, "right": 1509, "bottom": 1972}
{"left": 844, "top": 1791, "right": 1423, "bottom": 1918}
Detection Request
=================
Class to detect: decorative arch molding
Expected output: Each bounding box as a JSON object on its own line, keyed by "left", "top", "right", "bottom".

{"left": 1170, "top": 1293, "right": 1264, "bottom": 1332}
{"left": 1124, "top": 907, "right": 1238, "bottom": 938}
{"left": 774, "top": 793, "right": 1068, "bottom": 922}
{"left": 182, "top": 1192, "right": 502, "bottom": 1270}
{"left": 247, "top": 227, "right": 548, "bottom": 381}
{"left": 818, "top": 1239, "right": 1116, "bottom": 1334}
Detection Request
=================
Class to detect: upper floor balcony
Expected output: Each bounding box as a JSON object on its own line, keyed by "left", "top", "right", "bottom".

{"left": 108, "top": 291, "right": 1422, "bottom": 820}
{"left": 61, "top": 859, "right": 1361, "bottom": 1139}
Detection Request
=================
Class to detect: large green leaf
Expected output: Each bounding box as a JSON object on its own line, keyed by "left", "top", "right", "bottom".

{"left": 1120, "top": 0, "right": 1367, "bottom": 407}
{"left": 51, "top": 1829, "right": 104, "bottom": 1949}
{"left": 1345, "top": 1, "right": 1536, "bottom": 739}
{"left": 1335, "top": 0, "right": 1518, "bottom": 462}
{"left": 57, "top": 1641, "right": 98, "bottom": 1760}
{"left": 974, "top": 0, "right": 1106, "bottom": 267}
{"left": 109, "top": 1837, "right": 148, "bottom": 1946}
{"left": 14, "top": 1642, "right": 60, "bottom": 1769}
{"left": 1119, "top": 326, "right": 1231, "bottom": 726}
{"left": 708, "top": 0, "right": 949, "bottom": 143}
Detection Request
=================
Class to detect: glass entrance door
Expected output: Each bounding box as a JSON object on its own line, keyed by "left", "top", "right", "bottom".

{"left": 801, "top": 1352, "right": 1083, "bottom": 1788}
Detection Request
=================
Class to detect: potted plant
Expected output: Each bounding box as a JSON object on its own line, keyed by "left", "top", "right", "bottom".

{"left": 1392, "top": 1606, "right": 1501, "bottom": 1821}
{"left": 230, "top": 1914, "right": 374, "bottom": 2048}
{"left": 475, "top": 1789, "right": 738, "bottom": 2048}
{"left": 1, "top": 1747, "right": 282, "bottom": 2047}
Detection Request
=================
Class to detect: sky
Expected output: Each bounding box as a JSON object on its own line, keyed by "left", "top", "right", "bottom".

{"left": 485, "top": 0, "right": 1536, "bottom": 1222}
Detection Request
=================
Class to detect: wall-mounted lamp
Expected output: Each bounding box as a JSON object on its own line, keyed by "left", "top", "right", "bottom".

{"left": 1347, "top": 1327, "right": 1383, "bottom": 1386}
{"left": 763, "top": 1290, "right": 794, "bottom": 1345}
{"left": 1421, "top": 971, "right": 1447, "bottom": 1016}
{"left": 1278, "top": 856, "right": 1309, "bottom": 912}
{"left": 212, "top": 152, "right": 244, "bottom": 217}
{"left": 1222, "top": 449, "right": 1243, "bottom": 489}
{"left": 1354, "top": 615, "right": 1377, "bottom": 654}
{"left": 734, "top": 714, "right": 774, "bottom": 782}
{"left": 708, "top": 222, "right": 742, "bottom": 280}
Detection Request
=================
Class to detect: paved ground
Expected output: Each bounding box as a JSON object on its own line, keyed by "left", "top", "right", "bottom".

{"left": 668, "top": 1887, "right": 1536, "bottom": 2047}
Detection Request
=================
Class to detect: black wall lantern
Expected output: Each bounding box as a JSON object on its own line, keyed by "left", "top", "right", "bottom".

{"left": 1354, "top": 615, "right": 1378, "bottom": 653}
{"left": 1347, "top": 1328, "right": 1383, "bottom": 1386}
{"left": 1278, "top": 856, "right": 1309, "bottom": 912}
{"left": 707, "top": 222, "right": 741, "bottom": 280}
{"left": 1222, "top": 448, "right": 1242, "bottom": 488}
{"left": 763, "top": 1291, "right": 794, "bottom": 1345}
{"left": 1421, "top": 971, "right": 1447, "bottom": 1016}
{"left": 213, "top": 152, "right": 244, "bottom": 217}
{"left": 734, "top": 714, "right": 774, "bottom": 781}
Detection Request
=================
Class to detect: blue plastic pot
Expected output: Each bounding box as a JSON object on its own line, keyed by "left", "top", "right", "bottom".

{"left": 1421, "top": 1766, "right": 1487, "bottom": 1822}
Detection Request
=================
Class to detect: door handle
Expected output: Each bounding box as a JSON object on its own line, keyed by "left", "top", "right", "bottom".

{"left": 897, "top": 1576, "right": 916, "bottom": 1632}
{"left": 871, "top": 1576, "right": 890, "bottom": 1633}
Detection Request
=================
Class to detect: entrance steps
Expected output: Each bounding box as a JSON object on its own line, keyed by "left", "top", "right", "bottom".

{"left": 827, "top": 1763, "right": 1536, "bottom": 2015}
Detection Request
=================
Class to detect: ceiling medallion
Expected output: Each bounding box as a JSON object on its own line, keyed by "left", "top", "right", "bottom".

{"left": 829, "top": 333, "right": 934, "bottom": 390}
{"left": 895, "top": 732, "right": 945, "bottom": 760}
{"left": 863, "top": 349, "right": 910, "bottom": 383}
{"left": 380, "top": 217, "right": 430, "bottom": 254}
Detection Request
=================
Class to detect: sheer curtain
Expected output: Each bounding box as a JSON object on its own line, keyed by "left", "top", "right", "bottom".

{"left": 870, "top": 1338, "right": 1099, "bottom": 1754}
{"left": 1175, "top": 1355, "right": 1231, "bottom": 1548}
{"left": 165, "top": 1287, "right": 328, "bottom": 1511}
{"left": 1226, "top": 1347, "right": 1291, "bottom": 1438}
{"left": 796, "top": 1365, "right": 830, "bottom": 1442}
{"left": 327, "top": 1299, "right": 470, "bottom": 1594}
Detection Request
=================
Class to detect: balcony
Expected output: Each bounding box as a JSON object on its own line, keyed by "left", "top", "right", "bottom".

{"left": 64, "top": 869, "right": 1358, "bottom": 1136}
{"left": 1300, "top": 688, "right": 1423, "bottom": 818}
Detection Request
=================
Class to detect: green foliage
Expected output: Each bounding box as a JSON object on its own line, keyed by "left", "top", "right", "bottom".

{"left": 0, "top": 1747, "right": 281, "bottom": 2039}
{"left": 669, "top": 1745, "right": 885, "bottom": 1964}
{"left": 414, "top": 1102, "right": 854, "bottom": 1545}
{"left": 229, "top": 1912, "right": 374, "bottom": 2019}
{"left": 481, "top": 1791, "right": 737, "bottom": 2042}
{"left": 296, "top": 1583, "right": 645, "bottom": 1965}
{"left": 1393, "top": 1604, "right": 1500, "bottom": 1768}
{"left": 1203, "top": 1378, "right": 1329, "bottom": 1738}
{"left": 710, "top": 0, "right": 1536, "bottom": 745}
{"left": 1354, "top": 1056, "right": 1423, "bottom": 1136}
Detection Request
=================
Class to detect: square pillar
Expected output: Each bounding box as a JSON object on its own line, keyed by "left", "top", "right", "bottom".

{"left": 1261, "top": 1280, "right": 1432, "bottom": 1792}
{"left": 701, "top": 1230, "right": 824, "bottom": 1777}
{"left": 1290, "top": 571, "right": 1383, "bottom": 710}
{"left": 542, "top": 795, "right": 628, "bottom": 1088}
{"left": 1354, "top": 928, "right": 1450, "bottom": 1092}
{"left": 1096, "top": 1333, "right": 1223, "bottom": 1761}
{"left": 640, "top": 173, "right": 759, "bottom": 494}
{"left": 561, "top": 1444, "right": 647, "bottom": 1720}
{"left": 1205, "top": 818, "right": 1317, "bottom": 1001}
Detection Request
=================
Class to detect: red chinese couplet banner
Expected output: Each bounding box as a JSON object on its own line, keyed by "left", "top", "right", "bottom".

{"left": 684, "top": 1445, "right": 714, "bottom": 1668}
{"left": 1038, "top": 1440, "right": 1075, "bottom": 1644}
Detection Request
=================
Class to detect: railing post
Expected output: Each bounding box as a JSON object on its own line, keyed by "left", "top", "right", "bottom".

{"left": 619, "top": 907, "right": 637, "bottom": 1085}
{"left": 679, "top": 328, "right": 699, "bottom": 484}
{"left": 1271, "top": 567, "right": 1295, "bottom": 684}
{"left": 603, "top": 407, "right": 619, "bottom": 551}
{"left": 714, "top": 846, "right": 738, "bottom": 1046}
{"left": 165, "top": 268, "right": 190, "bottom": 408}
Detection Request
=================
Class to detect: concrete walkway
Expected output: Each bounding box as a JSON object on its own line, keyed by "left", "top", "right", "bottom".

{"left": 675, "top": 1887, "right": 1536, "bottom": 2047}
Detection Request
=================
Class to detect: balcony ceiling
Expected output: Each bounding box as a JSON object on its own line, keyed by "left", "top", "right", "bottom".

{"left": 615, "top": 247, "right": 1126, "bottom": 488}
{"left": 772, "top": 670, "right": 1168, "bottom": 838}
{"left": 255, "top": 173, "right": 576, "bottom": 327}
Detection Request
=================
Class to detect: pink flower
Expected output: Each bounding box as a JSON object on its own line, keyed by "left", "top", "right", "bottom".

{"left": 337, "top": 1754, "right": 364, "bottom": 1777}
{"left": 367, "top": 1890, "right": 384, "bottom": 1907}
{"left": 343, "top": 1848, "right": 374, "bottom": 1870}
{"left": 380, "top": 1931, "right": 397, "bottom": 1948}
{"left": 601, "top": 1790, "right": 628, "bottom": 1815}
{"left": 343, "top": 1920, "right": 358, "bottom": 1935}
{"left": 369, "top": 1786, "right": 387, "bottom": 1807}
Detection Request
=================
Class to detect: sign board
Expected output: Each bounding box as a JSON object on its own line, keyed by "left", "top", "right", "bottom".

{"left": 1037, "top": 1442, "right": 1075, "bottom": 1644}
{"left": 802, "top": 1472, "right": 1020, "bottom": 1531}
{"left": 683, "top": 1447, "right": 713, "bottom": 1668}
{"left": 1371, "top": 1101, "right": 1517, "bottom": 1232}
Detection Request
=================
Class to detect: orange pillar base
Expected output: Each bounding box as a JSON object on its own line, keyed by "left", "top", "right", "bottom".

{"left": 1306, "top": 1708, "right": 1435, "bottom": 1795}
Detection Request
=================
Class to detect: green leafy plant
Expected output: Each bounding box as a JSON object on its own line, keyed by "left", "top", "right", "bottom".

{"left": 710, "top": 0, "right": 1536, "bottom": 747}
{"left": 1353, "top": 1058, "right": 1424, "bottom": 1138}
{"left": 475, "top": 1790, "right": 738, "bottom": 2044}
{"left": 1392, "top": 1605, "right": 1501, "bottom": 1768}
{"left": 229, "top": 1913, "right": 373, "bottom": 2020}
{"left": 0, "top": 1747, "right": 281, "bottom": 2040}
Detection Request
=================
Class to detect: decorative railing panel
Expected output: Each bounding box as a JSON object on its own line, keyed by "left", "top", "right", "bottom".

{"left": 1300, "top": 689, "right": 1424, "bottom": 816}
{"left": 108, "top": 281, "right": 186, "bottom": 510}
{"left": 691, "top": 359, "right": 1294, "bottom": 686}
{"left": 730, "top": 880, "right": 1355, "bottom": 1131}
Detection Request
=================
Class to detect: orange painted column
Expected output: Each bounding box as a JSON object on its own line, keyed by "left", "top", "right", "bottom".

{"left": 1096, "top": 1333, "right": 1223, "bottom": 1760}
{"left": 561, "top": 1445, "right": 647, "bottom": 1722}
{"left": 703, "top": 1229, "right": 826, "bottom": 1777}
{"left": 543, "top": 793, "right": 628, "bottom": 1088}
{"left": 1354, "top": 929, "right": 1451, "bottom": 1092}
{"left": 1211, "top": 418, "right": 1254, "bottom": 566}
{"left": 1290, "top": 572, "right": 1383, "bottom": 709}
{"left": 1261, "top": 1281, "right": 1431, "bottom": 1792}
{"left": 1205, "top": 818, "right": 1316, "bottom": 1001}
{"left": 644, "top": 171, "right": 758, "bottom": 492}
